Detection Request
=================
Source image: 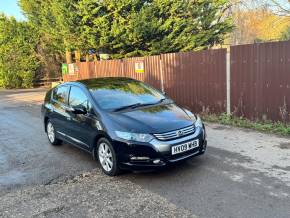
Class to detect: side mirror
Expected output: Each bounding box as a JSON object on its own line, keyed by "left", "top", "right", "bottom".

{"left": 71, "top": 106, "right": 87, "bottom": 115}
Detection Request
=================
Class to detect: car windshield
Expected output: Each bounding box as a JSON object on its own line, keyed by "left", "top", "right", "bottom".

{"left": 89, "top": 79, "right": 166, "bottom": 110}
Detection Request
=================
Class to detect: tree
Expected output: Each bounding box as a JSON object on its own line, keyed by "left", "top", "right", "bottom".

{"left": 281, "top": 26, "right": 290, "bottom": 40}
{"left": 268, "top": 0, "right": 290, "bottom": 16}
{"left": 77, "top": 0, "right": 233, "bottom": 58}
{"left": 0, "top": 14, "right": 39, "bottom": 88}
{"left": 20, "top": 0, "right": 234, "bottom": 58}
{"left": 18, "top": 0, "right": 233, "bottom": 61}
{"left": 229, "top": 1, "right": 290, "bottom": 44}
{"left": 19, "top": 0, "right": 81, "bottom": 78}
{"left": 19, "top": 0, "right": 81, "bottom": 52}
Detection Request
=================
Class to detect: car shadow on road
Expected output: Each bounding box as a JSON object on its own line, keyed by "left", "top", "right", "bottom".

{"left": 119, "top": 154, "right": 208, "bottom": 181}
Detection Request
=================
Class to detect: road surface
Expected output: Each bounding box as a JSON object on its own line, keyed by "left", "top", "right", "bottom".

{"left": 0, "top": 89, "right": 289, "bottom": 218}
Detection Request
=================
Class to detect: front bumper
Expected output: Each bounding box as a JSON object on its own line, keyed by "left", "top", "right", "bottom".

{"left": 113, "top": 126, "right": 207, "bottom": 170}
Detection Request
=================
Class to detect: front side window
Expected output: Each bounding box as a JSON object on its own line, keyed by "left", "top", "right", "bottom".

{"left": 69, "top": 86, "right": 90, "bottom": 110}
{"left": 52, "top": 86, "right": 69, "bottom": 104}
{"left": 89, "top": 79, "right": 165, "bottom": 110}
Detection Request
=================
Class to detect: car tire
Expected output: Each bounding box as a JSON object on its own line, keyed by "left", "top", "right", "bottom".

{"left": 46, "top": 120, "right": 62, "bottom": 146}
{"left": 96, "top": 138, "right": 120, "bottom": 176}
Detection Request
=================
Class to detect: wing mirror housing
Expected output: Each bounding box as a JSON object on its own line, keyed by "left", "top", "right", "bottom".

{"left": 67, "top": 106, "right": 87, "bottom": 115}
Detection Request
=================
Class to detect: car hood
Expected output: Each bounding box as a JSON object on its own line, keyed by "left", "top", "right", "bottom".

{"left": 107, "top": 103, "right": 193, "bottom": 133}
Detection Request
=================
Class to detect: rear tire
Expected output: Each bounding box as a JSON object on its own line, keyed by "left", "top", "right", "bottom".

{"left": 46, "top": 120, "right": 62, "bottom": 146}
{"left": 96, "top": 138, "right": 120, "bottom": 176}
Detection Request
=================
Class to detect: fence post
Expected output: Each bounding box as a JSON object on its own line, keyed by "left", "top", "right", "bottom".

{"left": 121, "top": 60, "right": 124, "bottom": 77}
{"left": 226, "top": 47, "right": 231, "bottom": 115}
{"left": 65, "top": 51, "right": 72, "bottom": 64}
{"left": 160, "top": 56, "right": 165, "bottom": 92}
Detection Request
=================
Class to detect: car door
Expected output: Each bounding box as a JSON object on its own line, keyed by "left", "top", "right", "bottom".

{"left": 66, "top": 85, "right": 98, "bottom": 150}
{"left": 50, "top": 85, "right": 71, "bottom": 137}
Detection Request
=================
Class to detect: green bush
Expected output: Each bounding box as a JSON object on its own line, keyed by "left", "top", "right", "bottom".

{"left": 0, "top": 71, "right": 22, "bottom": 89}
{"left": 0, "top": 14, "right": 39, "bottom": 89}
{"left": 0, "top": 70, "right": 35, "bottom": 89}
{"left": 20, "top": 71, "right": 35, "bottom": 88}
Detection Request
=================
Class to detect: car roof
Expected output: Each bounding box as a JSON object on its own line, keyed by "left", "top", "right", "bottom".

{"left": 67, "top": 77, "right": 139, "bottom": 89}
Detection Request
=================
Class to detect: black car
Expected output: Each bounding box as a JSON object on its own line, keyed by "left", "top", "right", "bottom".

{"left": 41, "top": 77, "right": 207, "bottom": 176}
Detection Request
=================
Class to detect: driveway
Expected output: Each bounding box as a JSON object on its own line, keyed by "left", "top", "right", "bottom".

{"left": 0, "top": 89, "right": 290, "bottom": 218}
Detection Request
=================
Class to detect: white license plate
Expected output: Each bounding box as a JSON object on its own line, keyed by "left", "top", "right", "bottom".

{"left": 171, "top": 139, "right": 199, "bottom": 155}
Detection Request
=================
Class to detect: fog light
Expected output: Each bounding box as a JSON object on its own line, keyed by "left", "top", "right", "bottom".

{"left": 153, "top": 159, "right": 161, "bottom": 164}
{"left": 130, "top": 156, "right": 150, "bottom": 161}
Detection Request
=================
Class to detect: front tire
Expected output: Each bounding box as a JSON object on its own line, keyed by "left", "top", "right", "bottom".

{"left": 46, "top": 120, "right": 62, "bottom": 146}
{"left": 96, "top": 138, "right": 120, "bottom": 176}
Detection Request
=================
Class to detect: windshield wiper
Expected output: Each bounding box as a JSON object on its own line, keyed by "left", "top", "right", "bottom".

{"left": 113, "top": 98, "right": 168, "bottom": 112}
{"left": 157, "top": 98, "right": 166, "bottom": 104}
{"left": 113, "top": 103, "right": 143, "bottom": 112}
{"left": 146, "top": 98, "right": 167, "bottom": 106}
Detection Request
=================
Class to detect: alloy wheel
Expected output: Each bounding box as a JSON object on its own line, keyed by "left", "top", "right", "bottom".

{"left": 98, "top": 142, "right": 113, "bottom": 172}
{"left": 47, "top": 122, "right": 55, "bottom": 143}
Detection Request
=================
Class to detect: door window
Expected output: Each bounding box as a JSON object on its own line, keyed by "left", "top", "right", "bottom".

{"left": 52, "top": 86, "right": 69, "bottom": 104}
{"left": 69, "top": 86, "right": 90, "bottom": 110}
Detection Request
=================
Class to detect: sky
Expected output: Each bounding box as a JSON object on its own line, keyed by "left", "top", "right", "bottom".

{"left": 0, "top": 0, "right": 25, "bottom": 20}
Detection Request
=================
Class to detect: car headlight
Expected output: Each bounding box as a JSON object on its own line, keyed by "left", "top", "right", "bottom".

{"left": 184, "top": 109, "right": 197, "bottom": 122}
{"left": 115, "top": 131, "right": 154, "bottom": 142}
{"left": 183, "top": 108, "right": 203, "bottom": 128}
{"left": 195, "top": 116, "right": 203, "bottom": 128}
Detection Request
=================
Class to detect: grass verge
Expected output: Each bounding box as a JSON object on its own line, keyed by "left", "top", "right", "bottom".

{"left": 201, "top": 113, "right": 290, "bottom": 136}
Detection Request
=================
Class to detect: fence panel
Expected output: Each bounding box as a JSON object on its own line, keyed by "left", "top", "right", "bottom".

{"left": 123, "top": 56, "right": 162, "bottom": 89}
{"left": 123, "top": 57, "right": 146, "bottom": 81}
{"left": 144, "top": 55, "right": 162, "bottom": 90}
{"left": 77, "top": 62, "right": 95, "bottom": 79}
{"left": 63, "top": 57, "right": 162, "bottom": 90}
{"left": 161, "top": 49, "right": 227, "bottom": 114}
{"left": 94, "top": 59, "right": 124, "bottom": 77}
{"left": 231, "top": 41, "right": 290, "bottom": 122}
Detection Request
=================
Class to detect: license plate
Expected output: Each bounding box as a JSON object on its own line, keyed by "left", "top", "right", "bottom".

{"left": 171, "top": 140, "right": 199, "bottom": 155}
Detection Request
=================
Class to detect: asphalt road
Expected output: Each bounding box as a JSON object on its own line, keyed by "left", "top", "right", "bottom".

{"left": 0, "top": 89, "right": 290, "bottom": 218}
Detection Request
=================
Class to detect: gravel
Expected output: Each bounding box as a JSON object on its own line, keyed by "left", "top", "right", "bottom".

{"left": 0, "top": 169, "right": 195, "bottom": 218}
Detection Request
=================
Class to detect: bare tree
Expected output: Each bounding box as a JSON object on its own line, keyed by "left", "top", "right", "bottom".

{"left": 228, "top": 0, "right": 290, "bottom": 45}
{"left": 268, "top": 0, "right": 290, "bottom": 16}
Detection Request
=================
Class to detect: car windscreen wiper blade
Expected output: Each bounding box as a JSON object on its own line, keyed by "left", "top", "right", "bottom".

{"left": 113, "top": 103, "right": 143, "bottom": 112}
{"left": 147, "top": 98, "right": 167, "bottom": 105}
{"left": 136, "top": 98, "right": 167, "bottom": 107}
{"left": 157, "top": 98, "right": 166, "bottom": 103}
{"left": 114, "top": 98, "right": 168, "bottom": 112}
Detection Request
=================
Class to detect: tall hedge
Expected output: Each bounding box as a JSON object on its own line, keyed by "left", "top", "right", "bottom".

{"left": 0, "top": 14, "right": 39, "bottom": 88}
{"left": 20, "top": 0, "right": 233, "bottom": 58}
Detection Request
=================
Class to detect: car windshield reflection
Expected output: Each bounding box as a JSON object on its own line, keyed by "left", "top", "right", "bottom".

{"left": 89, "top": 79, "right": 165, "bottom": 110}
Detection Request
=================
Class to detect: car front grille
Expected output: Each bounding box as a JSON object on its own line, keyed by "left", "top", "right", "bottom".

{"left": 153, "top": 125, "right": 195, "bottom": 141}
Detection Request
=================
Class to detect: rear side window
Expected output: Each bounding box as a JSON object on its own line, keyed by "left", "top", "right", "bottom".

{"left": 69, "top": 86, "right": 90, "bottom": 110}
{"left": 52, "top": 86, "right": 69, "bottom": 104}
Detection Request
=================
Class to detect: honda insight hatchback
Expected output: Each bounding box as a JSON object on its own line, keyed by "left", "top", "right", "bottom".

{"left": 42, "top": 77, "right": 207, "bottom": 176}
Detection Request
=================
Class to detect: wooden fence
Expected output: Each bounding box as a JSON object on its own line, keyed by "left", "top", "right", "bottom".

{"left": 63, "top": 40, "right": 290, "bottom": 122}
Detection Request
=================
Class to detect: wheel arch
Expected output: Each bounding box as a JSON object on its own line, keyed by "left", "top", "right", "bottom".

{"left": 91, "top": 131, "right": 113, "bottom": 160}
{"left": 44, "top": 116, "right": 49, "bottom": 132}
